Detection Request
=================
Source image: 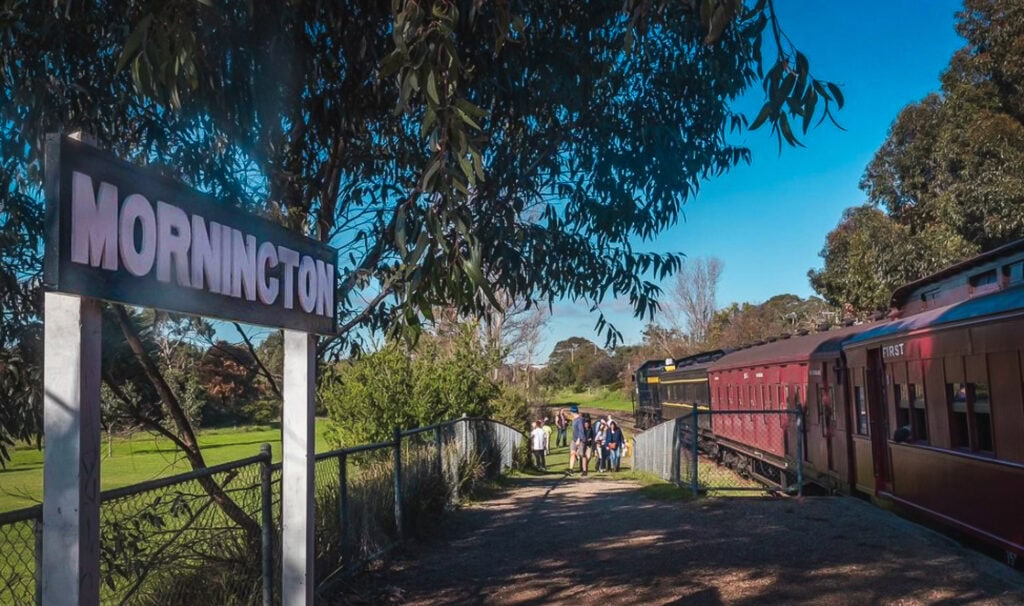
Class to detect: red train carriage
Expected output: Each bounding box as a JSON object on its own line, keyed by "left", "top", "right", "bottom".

{"left": 706, "top": 324, "right": 871, "bottom": 489}
{"left": 843, "top": 241, "right": 1024, "bottom": 562}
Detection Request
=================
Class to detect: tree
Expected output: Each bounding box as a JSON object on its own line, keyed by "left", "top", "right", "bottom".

{"left": 860, "top": 0, "right": 1024, "bottom": 252}
{"left": 0, "top": 1, "right": 842, "bottom": 462}
{"left": 808, "top": 206, "right": 968, "bottom": 314}
{"left": 322, "top": 327, "right": 501, "bottom": 446}
{"left": 709, "top": 293, "right": 840, "bottom": 348}
{"left": 582, "top": 356, "right": 623, "bottom": 387}
{"left": 489, "top": 301, "right": 549, "bottom": 390}
{"left": 668, "top": 256, "right": 724, "bottom": 346}
{"left": 198, "top": 342, "right": 260, "bottom": 423}
{"left": 639, "top": 323, "right": 690, "bottom": 359}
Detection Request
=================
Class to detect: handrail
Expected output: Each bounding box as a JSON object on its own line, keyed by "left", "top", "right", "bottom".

{"left": 314, "top": 439, "right": 394, "bottom": 461}
{"left": 101, "top": 451, "right": 270, "bottom": 501}
{"left": 315, "top": 417, "right": 527, "bottom": 461}
{"left": 0, "top": 503, "right": 41, "bottom": 525}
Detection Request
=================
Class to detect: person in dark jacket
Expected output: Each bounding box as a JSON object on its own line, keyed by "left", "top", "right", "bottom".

{"left": 555, "top": 409, "right": 569, "bottom": 447}
{"left": 569, "top": 411, "right": 584, "bottom": 473}
{"left": 606, "top": 421, "right": 625, "bottom": 472}
{"left": 578, "top": 418, "right": 596, "bottom": 476}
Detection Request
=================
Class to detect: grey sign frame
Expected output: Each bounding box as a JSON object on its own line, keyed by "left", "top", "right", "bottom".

{"left": 44, "top": 134, "right": 338, "bottom": 335}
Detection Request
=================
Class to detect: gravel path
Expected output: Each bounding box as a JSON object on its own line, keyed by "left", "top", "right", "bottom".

{"left": 382, "top": 475, "right": 1024, "bottom": 605}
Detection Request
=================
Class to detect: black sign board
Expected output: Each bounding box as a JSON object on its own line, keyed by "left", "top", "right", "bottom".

{"left": 44, "top": 135, "right": 338, "bottom": 335}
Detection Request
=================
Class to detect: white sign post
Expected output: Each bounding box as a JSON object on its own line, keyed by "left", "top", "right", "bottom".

{"left": 42, "top": 135, "right": 337, "bottom": 606}
{"left": 41, "top": 293, "right": 102, "bottom": 605}
{"left": 282, "top": 330, "right": 316, "bottom": 604}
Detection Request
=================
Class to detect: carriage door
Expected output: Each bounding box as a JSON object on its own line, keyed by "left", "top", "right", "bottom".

{"left": 865, "top": 348, "right": 892, "bottom": 492}
{"left": 819, "top": 368, "right": 835, "bottom": 472}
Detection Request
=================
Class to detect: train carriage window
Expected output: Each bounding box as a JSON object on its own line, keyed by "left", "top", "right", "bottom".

{"left": 761, "top": 385, "right": 767, "bottom": 411}
{"left": 1004, "top": 261, "right": 1024, "bottom": 284}
{"left": 854, "top": 386, "right": 869, "bottom": 435}
{"left": 910, "top": 383, "right": 928, "bottom": 442}
{"left": 948, "top": 383, "right": 971, "bottom": 449}
{"left": 969, "top": 269, "right": 998, "bottom": 288}
{"left": 946, "top": 382, "right": 993, "bottom": 452}
{"left": 829, "top": 386, "right": 837, "bottom": 422}
{"left": 974, "top": 383, "right": 993, "bottom": 452}
{"left": 895, "top": 384, "right": 911, "bottom": 436}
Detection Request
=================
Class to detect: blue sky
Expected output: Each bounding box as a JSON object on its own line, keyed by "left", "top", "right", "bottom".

{"left": 540, "top": 0, "right": 967, "bottom": 362}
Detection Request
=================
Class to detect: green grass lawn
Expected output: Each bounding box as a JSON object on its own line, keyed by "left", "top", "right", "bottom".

{"left": 0, "top": 422, "right": 334, "bottom": 513}
{"left": 544, "top": 386, "right": 634, "bottom": 412}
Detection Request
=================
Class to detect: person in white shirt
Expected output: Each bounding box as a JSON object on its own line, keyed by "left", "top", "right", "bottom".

{"left": 594, "top": 420, "right": 608, "bottom": 472}
{"left": 530, "top": 420, "right": 548, "bottom": 470}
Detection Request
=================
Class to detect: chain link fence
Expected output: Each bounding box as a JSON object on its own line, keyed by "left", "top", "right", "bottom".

{"left": 0, "top": 416, "right": 523, "bottom": 605}
{"left": 633, "top": 409, "right": 805, "bottom": 496}
{"left": 0, "top": 505, "right": 41, "bottom": 605}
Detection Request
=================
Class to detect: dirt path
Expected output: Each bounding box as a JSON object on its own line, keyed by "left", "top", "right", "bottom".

{"left": 380, "top": 475, "right": 1024, "bottom": 605}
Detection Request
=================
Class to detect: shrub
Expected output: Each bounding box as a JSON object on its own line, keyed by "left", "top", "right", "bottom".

{"left": 488, "top": 387, "right": 530, "bottom": 430}
{"left": 322, "top": 326, "right": 502, "bottom": 446}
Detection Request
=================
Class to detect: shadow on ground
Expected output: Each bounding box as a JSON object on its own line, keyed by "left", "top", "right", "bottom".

{"left": 370, "top": 472, "right": 1024, "bottom": 605}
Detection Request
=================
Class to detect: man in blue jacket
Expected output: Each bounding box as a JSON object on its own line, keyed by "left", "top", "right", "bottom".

{"left": 569, "top": 408, "right": 585, "bottom": 473}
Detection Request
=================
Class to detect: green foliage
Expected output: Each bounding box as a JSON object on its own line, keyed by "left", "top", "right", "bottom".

{"left": 811, "top": 1, "right": 1024, "bottom": 313}
{"left": 808, "top": 206, "right": 969, "bottom": 313}
{"left": 488, "top": 388, "right": 531, "bottom": 431}
{"left": 709, "top": 293, "right": 841, "bottom": 347}
{"left": 0, "top": 347, "right": 41, "bottom": 463}
{"left": 540, "top": 337, "right": 624, "bottom": 390}
{"left": 322, "top": 328, "right": 501, "bottom": 446}
{"left": 857, "top": 0, "right": 1024, "bottom": 253}
{"left": 0, "top": 1, "right": 841, "bottom": 461}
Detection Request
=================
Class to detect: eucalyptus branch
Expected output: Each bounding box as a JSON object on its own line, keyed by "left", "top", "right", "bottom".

{"left": 232, "top": 322, "right": 282, "bottom": 400}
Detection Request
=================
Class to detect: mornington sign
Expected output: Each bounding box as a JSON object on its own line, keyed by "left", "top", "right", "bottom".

{"left": 44, "top": 135, "right": 338, "bottom": 334}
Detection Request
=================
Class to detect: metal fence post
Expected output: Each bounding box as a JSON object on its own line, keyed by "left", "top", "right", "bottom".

{"left": 259, "top": 444, "right": 273, "bottom": 606}
{"left": 449, "top": 424, "right": 460, "bottom": 504}
{"left": 34, "top": 514, "right": 42, "bottom": 606}
{"left": 796, "top": 409, "right": 804, "bottom": 497}
{"left": 670, "top": 419, "right": 680, "bottom": 484}
{"left": 434, "top": 429, "right": 443, "bottom": 488}
{"left": 690, "top": 411, "right": 700, "bottom": 496}
{"left": 393, "top": 427, "right": 404, "bottom": 541}
{"left": 338, "top": 451, "right": 348, "bottom": 560}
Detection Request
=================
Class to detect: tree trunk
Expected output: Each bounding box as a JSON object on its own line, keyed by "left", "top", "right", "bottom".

{"left": 113, "top": 305, "right": 262, "bottom": 543}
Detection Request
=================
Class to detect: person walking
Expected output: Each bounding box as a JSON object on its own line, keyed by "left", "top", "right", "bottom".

{"left": 606, "top": 420, "right": 625, "bottom": 472}
{"left": 554, "top": 409, "right": 568, "bottom": 448}
{"left": 569, "top": 410, "right": 585, "bottom": 473}
{"left": 530, "top": 421, "right": 547, "bottom": 471}
{"left": 579, "top": 418, "right": 596, "bottom": 476}
{"left": 541, "top": 417, "right": 553, "bottom": 455}
{"left": 594, "top": 419, "right": 608, "bottom": 472}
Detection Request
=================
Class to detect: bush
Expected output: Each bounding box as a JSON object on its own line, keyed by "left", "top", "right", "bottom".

{"left": 488, "top": 387, "right": 530, "bottom": 431}
{"left": 243, "top": 398, "right": 280, "bottom": 425}
{"left": 322, "top": 326, "right": 507, "bottom": 446}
